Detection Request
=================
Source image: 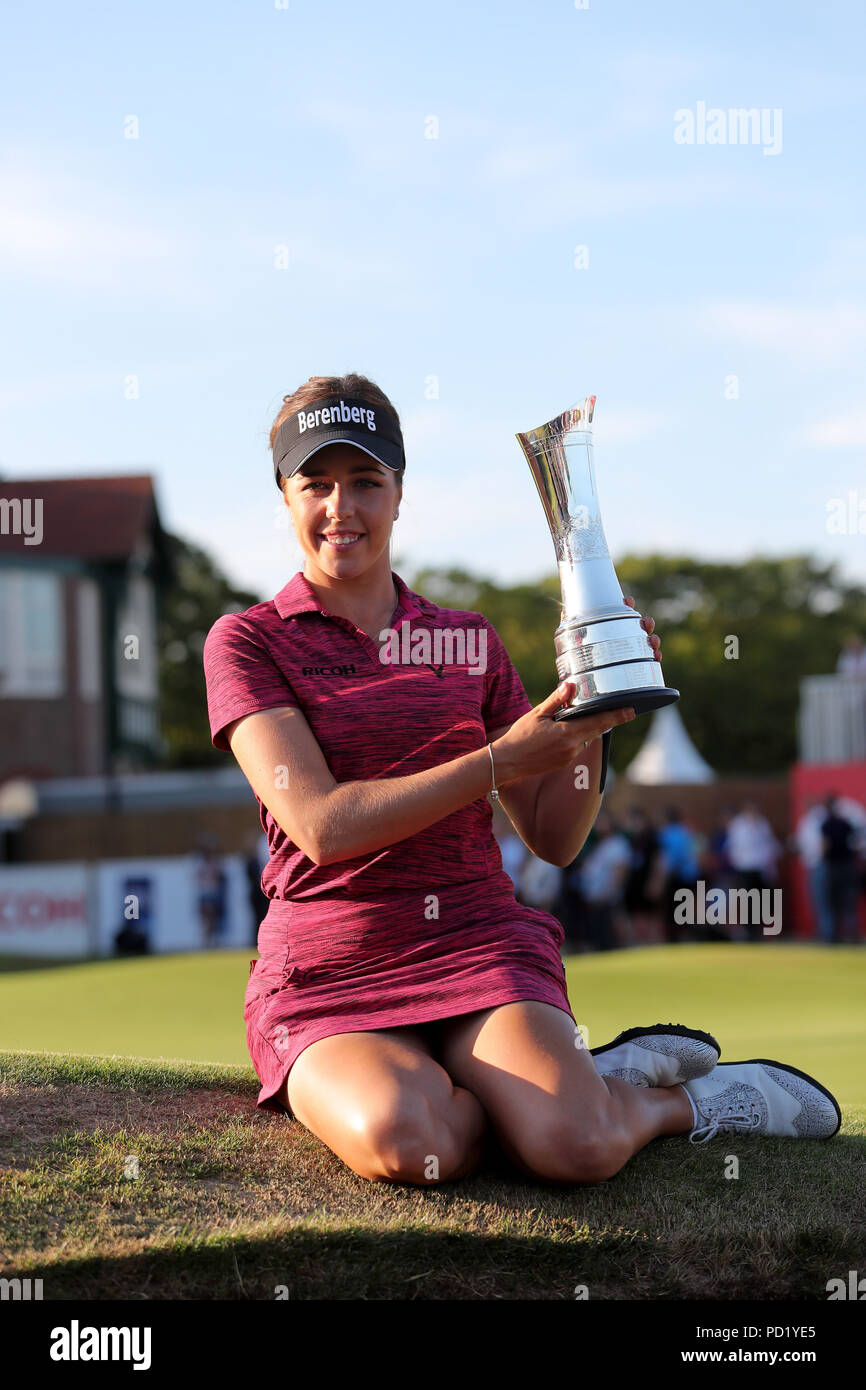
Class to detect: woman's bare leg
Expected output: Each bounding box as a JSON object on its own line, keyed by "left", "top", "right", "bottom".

{"left": 436, "top": 1000, "right": 693, "bottom": 1184}
{"left": 286, "top": 1025, "right": 489, "bottom": 1184}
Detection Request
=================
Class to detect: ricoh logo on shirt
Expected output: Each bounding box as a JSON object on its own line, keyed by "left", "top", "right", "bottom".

{"left": 297, "top": 400, "right": 376, "bottom": 433}
{"left": 302, "top": 663, "right": 358, "bottom": 677}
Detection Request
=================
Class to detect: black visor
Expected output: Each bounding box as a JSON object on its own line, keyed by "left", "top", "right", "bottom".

{"left": 273, "top": 396, "right": 405, "bottom": 487}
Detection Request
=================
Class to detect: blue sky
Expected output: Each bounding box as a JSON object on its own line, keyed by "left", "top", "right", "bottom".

{"left": 2, "top": 0, "right": 864, "bottom": 600}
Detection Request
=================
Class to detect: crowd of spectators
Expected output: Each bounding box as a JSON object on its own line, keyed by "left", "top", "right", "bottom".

{"left": 497, "top": 794, "right": 866, "bottom": 952}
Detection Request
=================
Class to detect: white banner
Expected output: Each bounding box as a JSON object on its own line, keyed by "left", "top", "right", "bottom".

{"left": 0, "top": 854, "right": 265, "bottom": 959}
{"left": 0, "top": 864, "right": 94, "bottom": 957}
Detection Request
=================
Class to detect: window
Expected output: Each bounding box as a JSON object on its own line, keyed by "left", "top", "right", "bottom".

{"left": 115, "top": 575, "right": 157, "bottom": 700}
{"left": 0, "top": 569, "right": 65, "bottom": 698}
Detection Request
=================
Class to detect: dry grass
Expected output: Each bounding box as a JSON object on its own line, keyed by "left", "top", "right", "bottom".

{"left": 2, "top": 1050, "right": 865, "bottom": 1300}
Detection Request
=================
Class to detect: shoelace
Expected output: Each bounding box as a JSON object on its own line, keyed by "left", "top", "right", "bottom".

{"left": 689, "top": 1105, "right": 764, "bottom": 1145}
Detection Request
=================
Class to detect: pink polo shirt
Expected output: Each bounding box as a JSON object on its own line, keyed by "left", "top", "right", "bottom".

{"left": 203, "top": 569, "right": 533, "bottom": 902}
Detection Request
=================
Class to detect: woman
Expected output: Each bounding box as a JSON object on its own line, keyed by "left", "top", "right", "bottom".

{"left": 203, "top": 372, "right": 841, "bottom": 1185}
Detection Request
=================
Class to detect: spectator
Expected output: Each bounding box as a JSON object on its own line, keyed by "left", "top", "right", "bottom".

{"left": 820, "top": 793, "right": 861, "bottom": 944}
{"left": 113, "top": 919, "right": 150, "bottom": 956}
{"left": 836, "top": 635, "right": 866, "bottom": 676}
{"left": 794, "top": 798, "right": 835, "bottom": 942}
{"left": 195, "top": 835, "right": 228, "bottom": 948}
{"left": 656, "top": 806, "right": 700, "bottom": 944}
{"left": 725, "top": 801, "right": 783, "bottom": 942}
{"left": 622, "top": 806, "right": 664, "bottom": 944}
{"left": 561, "top": 832, "right": 594, "bottom": 950}
{"left": 570, "top": 811, "right": 632, "bottom": 952}
{"left": 706, "top": 806, "right": 735, "bottom": 886}
{"left": 520, "top": 851, "right": 563, "bottom": 914}
{"left": 700, "top": 805, "right": 739, "bottom": 941}
{"left": 244, "top": 829, "right": 270, "bottom": 946}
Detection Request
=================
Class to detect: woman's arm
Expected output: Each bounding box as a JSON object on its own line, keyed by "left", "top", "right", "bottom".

{"left": 487, "top": 723, "right": 606, "bottom": 867}
{"left": 225, "top": 703, "right": 505, "bottom": 866}
{"left": 226, "top": 686, "right": 625, "bottom": 867}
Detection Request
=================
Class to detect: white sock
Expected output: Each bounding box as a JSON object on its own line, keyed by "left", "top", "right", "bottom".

{"left": 679, "top": 1083, "right": 699, "bottom": 1130}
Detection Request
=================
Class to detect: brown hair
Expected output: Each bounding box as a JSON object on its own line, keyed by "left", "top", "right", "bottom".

{"left": 270, "top": 373, "right": 405, "bottom": 493}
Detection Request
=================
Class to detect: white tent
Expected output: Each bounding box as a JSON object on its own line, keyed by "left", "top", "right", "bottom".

{"left": 624, "top": 703, "right": 716, "bottom": 784}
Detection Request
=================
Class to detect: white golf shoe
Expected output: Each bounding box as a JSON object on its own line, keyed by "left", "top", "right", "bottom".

{"left": 591, "top": 1023, "right": 720, "bottom": 1087}
{"left": 682, "top": 1059, "right": 842, "bottom": 1143}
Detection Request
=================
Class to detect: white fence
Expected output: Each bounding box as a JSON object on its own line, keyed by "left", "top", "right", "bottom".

{"left": 798, "top": 674, "right": 866, "bottom": 764}
{"left": 0, "top": 856, "right": 260, "bottom": 959}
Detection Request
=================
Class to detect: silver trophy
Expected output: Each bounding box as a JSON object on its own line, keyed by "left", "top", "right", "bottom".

{"left": 516, "top": 394, "right": 679, "bottom": 722}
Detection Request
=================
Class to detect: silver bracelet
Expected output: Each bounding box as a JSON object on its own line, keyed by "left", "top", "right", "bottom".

{"left": 487, "top": 742, "right": 500, "bottom": 801}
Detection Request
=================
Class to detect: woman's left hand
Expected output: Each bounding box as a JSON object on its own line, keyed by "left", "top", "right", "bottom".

{"left": 624, "top": 594, "right": 662, "bottom": 662}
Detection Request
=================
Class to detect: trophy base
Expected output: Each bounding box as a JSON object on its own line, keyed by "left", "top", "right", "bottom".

{"left": 553, "top": 685, "right": 680, "bottom": 722}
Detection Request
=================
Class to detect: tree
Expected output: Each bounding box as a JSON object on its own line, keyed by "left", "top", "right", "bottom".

{"left": 157, "top": 533, "right": 260, "bottom": 767}
{"left": 406, "top": 554, "right": 866, "bottom": 775}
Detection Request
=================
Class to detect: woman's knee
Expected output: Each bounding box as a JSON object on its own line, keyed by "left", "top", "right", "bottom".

{"left": 506, "top": 1108, "right": 629, "bottom": 1185}
{"left": 358, "top": 1088, "right": 482, "bottom": 1185}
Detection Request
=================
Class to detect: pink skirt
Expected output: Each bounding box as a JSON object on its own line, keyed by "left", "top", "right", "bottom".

{"left": 244, "top": 871, "right": 576, "bottom": 1114}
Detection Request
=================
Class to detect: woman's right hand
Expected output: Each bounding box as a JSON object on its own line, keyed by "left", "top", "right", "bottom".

{"left": 491, "top": 680, "right": 636, "bottom": 784}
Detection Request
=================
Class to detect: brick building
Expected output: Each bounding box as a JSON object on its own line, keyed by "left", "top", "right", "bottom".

{"left": 0, "top": 475, "right": 174, "bottom": 781}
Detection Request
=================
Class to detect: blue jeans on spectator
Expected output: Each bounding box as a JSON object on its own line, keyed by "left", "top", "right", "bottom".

{"left": 809, "top": 861, "right": 834, "bottom": 942}
{"left": 827, "top": 862, "right": 860, "bottom": 943}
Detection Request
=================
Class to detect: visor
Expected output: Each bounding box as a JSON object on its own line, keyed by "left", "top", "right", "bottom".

{"left": 273, "top": 396, "right": 405, "bottom": 487}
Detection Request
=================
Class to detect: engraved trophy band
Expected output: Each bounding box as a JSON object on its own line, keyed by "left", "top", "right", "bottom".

{"left": 516, "top": 394, "right": 680, "bottom": 722}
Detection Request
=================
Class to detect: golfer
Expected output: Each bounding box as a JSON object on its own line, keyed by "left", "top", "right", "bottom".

{"left": 203, "top": 373, "right": 840, "bottom": 1185}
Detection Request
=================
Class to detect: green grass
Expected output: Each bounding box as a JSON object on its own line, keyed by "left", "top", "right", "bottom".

{"left": 568, "top": 943, "right": 866, "bottom": 1111}
{"left": 0, "top": 943, "right": 864, "bottom": 1105}
{"left": 1, "top": 944, "right": 865, "bottom": 1299}
{"left": 0, "top": 950, "right": 253, "bottom": 1069}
